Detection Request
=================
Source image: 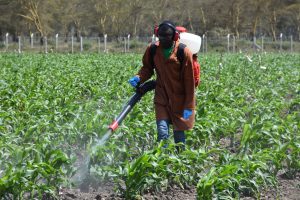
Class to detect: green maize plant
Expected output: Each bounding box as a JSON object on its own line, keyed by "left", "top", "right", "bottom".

{"left": 197, "top": 153, "right": 276, "bottom": 199}
{"left": 0, "top": 52, "right": 299, "bottom": 199}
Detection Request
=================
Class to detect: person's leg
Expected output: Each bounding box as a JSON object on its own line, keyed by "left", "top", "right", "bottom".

{"left": 156, "top": 119, "right": 170, "bottom": 142}
{"left": 174, "top": 130, "right": 185, "bottom": 152}
{"left": 174, "top": 130, "right": 185, "bottom": 143}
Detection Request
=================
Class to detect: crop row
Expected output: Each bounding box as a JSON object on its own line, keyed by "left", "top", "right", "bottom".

{"left": 0, "top": 52, "right": 299, "bottom": 199}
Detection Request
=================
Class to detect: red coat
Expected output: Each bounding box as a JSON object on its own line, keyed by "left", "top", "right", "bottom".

{"left": 137, "top": 41, "right": 195, "bottom": 131}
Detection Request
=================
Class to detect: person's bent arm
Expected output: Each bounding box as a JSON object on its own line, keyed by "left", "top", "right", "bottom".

{"left": 137, "top": 45, "right": 155, "bottom": 83}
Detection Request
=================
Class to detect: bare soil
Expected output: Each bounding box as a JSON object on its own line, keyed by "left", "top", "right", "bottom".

{"left": 59, "top": 173, "right": 300, "bottom": 200}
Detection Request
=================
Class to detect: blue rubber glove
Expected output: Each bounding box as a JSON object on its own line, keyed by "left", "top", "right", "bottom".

{"left": 128, "top": 76, "right": 140, "bottom": 87}
{"left": 183, "top": 109, "right": 192, "bottom": 120}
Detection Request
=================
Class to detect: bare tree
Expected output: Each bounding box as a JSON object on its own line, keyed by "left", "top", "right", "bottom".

{"left": 127, "top": 0, "right": 145, "bottom": 36}
{"left": 265, "top": 0, "right": 281, "bottom": 41}
{"left": 109, "top": 0, "right": 129, "bottom": 37}
{"left": 0, "top": 0, "right": 299, "bottom": 41}
{"left": 246, "top": 0, "right": 267, "bottom": 38}
{"left": 92, "top": 0, "right": 110, "bottom": 35}
{"left": 280, "top": 1, "right": 300, "bottom": 40}
{"left": 149, "top": 0, "right": 170, "bottom": 24}
{"left": 228, "top": 0, "right": 245, "bottom": 38}
{"left": 67, "top": 0, "right": 89, "bottom": 40}
{"left": 18, "top": 0, "right": 47, "bottom": 38}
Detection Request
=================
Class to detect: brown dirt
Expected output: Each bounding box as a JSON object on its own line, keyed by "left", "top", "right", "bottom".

{"left": 59, "top": 173, "right": 300, "bottom": 200}
{"left": 241, "top": 172, "right": 300, "bottom": 200}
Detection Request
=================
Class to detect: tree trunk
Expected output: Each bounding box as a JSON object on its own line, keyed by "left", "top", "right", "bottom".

{"left": 270, "top": 10, "right": 277, "bottom": 41}
{"left": 251, "top": 16, "right": 259, "bottom": 38}
{"left": 100, "top": 17, "right": 107, "bottom": 35}
{"left": 297, "top": 26, "right": 300, "bottom": 41}
{"left": 188, "top": 10, "right": 194, "bottom": 32}
{"left": 133, "top": 16, "right": 138, "bottom": 36}
{"left": 200, "top": 7, "right": 206, "bottom": 32}
{"left": 234, "top": 2, "right": 241, "bottom": 39}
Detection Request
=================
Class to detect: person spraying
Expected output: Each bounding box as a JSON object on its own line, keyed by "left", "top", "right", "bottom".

{"left": 129, "top": 20, "right": 199, "bottom": 151}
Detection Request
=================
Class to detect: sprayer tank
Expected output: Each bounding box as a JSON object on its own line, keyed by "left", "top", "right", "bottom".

{"left": 179, "top": 32, "right": 202, "bottom": 54}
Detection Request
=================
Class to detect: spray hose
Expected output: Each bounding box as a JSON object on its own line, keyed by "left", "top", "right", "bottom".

{"left": 108, "top": 80, "right": 156, "bottom": 131}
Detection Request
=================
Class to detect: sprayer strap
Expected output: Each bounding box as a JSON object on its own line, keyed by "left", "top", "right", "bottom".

{"left": 149, "top": 42, "right": 157, "bottom": 68}
{"left": 177, "top": 43, "right": 186, "bottom": 65}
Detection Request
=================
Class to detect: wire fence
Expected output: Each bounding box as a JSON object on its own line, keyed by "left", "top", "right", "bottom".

{"left": 1, "top": 34, "right": 299, "bottom": 54}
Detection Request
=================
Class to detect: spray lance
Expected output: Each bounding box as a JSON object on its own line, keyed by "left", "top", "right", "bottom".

{"left": 109, "top": 80, "right": 156, "bottom": 131}
{"left": 88, "top": 80, "right": 156, "bottom": 154}
{"left": 98, "top": 80, "right": 156, "bottom": 144}
{"left": 74, "top": 80, "right": 156, "bottom": 189}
